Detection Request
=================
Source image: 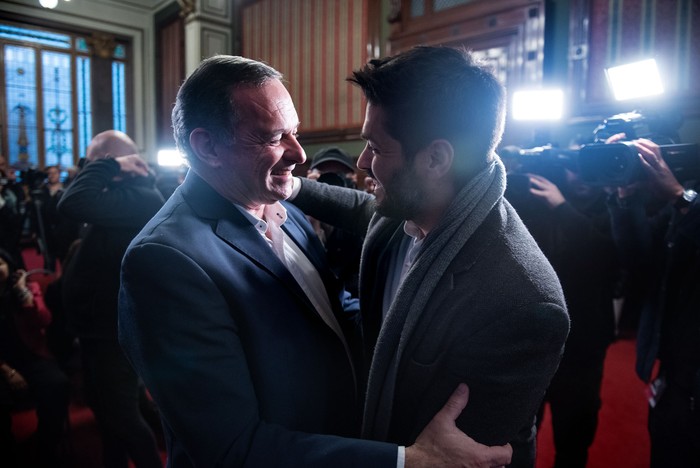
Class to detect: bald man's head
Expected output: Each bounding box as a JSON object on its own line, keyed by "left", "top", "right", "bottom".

{"left": 86, "top": 130, "right": 139, "bottom": 162}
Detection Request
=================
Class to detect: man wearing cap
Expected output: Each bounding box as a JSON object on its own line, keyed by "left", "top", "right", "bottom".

{"left": 307, "top": 147, "right": 364, "bottom": 296}
{"left": 307, "top": 147, "right": 358, "bottom": 188}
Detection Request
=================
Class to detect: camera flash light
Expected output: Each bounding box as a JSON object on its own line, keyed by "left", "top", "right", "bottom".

{"left": 512, "top": 89, "right": 564, "bottom": 121}
{"left": 605, "top": 59, "right": 664, "bottom": 101}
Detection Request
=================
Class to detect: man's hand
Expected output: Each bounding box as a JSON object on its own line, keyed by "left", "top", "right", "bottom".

{"left": 115, "top": 154, "right": 150, "bottom": 178}
{"left": 605, "top": 133, "right": 684, "bottom": 202}
{"left": 528, "top": 173, "right": 566, "bottom": 209}
{"left": 633, "top": 138, "right": 684, "bottom": 202}
{"left": 405, "top": 384, "right": 512, "bottom": 468}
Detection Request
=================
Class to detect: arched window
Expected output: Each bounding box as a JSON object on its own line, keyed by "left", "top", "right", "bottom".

{"left": 0, "top": 22, "right": 130, "bottom": 170}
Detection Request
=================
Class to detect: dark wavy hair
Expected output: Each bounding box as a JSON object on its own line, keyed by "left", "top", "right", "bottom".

{"left": 348, "top": 46, "right": 506, "bottom": 173}
{"left": 171, "top": 55, "right": 282, "bottom": 165}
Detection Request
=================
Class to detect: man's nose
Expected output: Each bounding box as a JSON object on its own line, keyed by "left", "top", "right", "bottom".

{"left": 357, "top": 146, "right": 372, "bottom": 172}
{"left": 284, "top": 136, "right": 306, "bottom": 164}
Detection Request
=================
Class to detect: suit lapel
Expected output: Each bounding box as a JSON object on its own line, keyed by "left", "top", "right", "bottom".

{"left": 180, "top": 172, "right": 315, "bottom": 310}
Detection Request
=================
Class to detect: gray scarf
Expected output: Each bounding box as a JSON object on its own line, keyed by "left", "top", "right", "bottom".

{"left": 361, "top": 156, "right": 507, "bottom": 440}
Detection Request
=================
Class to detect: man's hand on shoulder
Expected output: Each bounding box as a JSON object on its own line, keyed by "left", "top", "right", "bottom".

{"left": 405, "top": 384, "right": 512, "bottom": 468}
{"left": 115, "top": 154, "right": 150, "bottom": 178}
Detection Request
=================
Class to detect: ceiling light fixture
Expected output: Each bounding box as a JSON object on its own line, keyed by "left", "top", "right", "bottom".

{"left": 40, "top": 0, "right": 69, "bottom": 9}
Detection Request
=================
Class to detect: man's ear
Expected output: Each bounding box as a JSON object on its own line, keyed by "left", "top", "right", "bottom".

{"left": 189, "top": 128, "right": 222, "bottom": 168}
{"left": 417, "top": 139, "right": 454, "bottom": 180}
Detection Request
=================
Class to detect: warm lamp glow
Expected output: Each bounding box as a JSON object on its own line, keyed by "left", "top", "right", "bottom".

{"left": 157, "top": 149, "right": 187, "bottom": 167}
{"left": 605, "top": 59, "right": 664, "bottom": 101}
{"left": 512, "top": 89, "right": 564, "bottom": 121}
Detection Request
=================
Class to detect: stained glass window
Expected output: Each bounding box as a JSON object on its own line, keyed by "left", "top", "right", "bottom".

{"left": 1, "top": 22, "right": 131, "bottom": 169}
{"left": 433, "top": 0, "right": 474, "bottom": 12}
{"left": 0, "top": 24, "right": 70, "bottom": 49}
{"left": 112, "top": 62, "right": 127, "bottom": 133}
{"left": 42, "top": 51, "right": 73, "bottom": 168}
{"left": 76, "top": 57, "right": 92, "bottom": 159}
{"left": 411, "top": 0, "right": 425, "bottom": 17}
{"left": 114, "top": 44, "right": 126, "bottom": 59}
{"left": 75, "top": 37, "right": 89, "bottom": 53}
{"left": 4, "top": 45, "right": 39, "bottom": 168}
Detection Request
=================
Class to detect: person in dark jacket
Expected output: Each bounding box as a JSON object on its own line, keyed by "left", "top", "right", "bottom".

{"left": 506, "top": 166, "right": 617, "bottom": 468}
{"left": 58, "top": 130, "right": 164, "bottom": 468}
{"left": 606, "top": 136, "right": 700, "bottom": 468}
{"left": 290, "top": 46, "right": 570, "bottom": 467}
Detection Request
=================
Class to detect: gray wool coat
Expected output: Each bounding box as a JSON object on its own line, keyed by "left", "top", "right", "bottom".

{"left": 294, "top": 177, "right": 570, "bottom": 467}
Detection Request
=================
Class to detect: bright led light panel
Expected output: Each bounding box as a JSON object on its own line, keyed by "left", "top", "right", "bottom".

{"left": 512, "top": 89, "right": 564, "bottom": 121}
{"left": 605, "top": 59, "right": 664, "bottom": 101}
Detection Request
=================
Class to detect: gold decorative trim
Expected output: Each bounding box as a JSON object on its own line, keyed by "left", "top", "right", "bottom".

{"left": 88, "top": 33, "right": 116, "bottom": 59}
{"left": 178, "top": 0, "right": 196, "bottom": 17}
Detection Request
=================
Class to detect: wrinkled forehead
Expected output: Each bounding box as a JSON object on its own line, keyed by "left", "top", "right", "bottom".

{"left": 233, "top": 80, "right": 298, "bottom": 124}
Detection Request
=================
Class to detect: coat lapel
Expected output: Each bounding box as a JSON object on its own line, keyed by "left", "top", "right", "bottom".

{"left": 180, "top": 172, "right": 315, "bottom": 310}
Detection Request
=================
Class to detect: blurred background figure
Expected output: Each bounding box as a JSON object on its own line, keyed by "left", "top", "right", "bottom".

{"left": 605, "top": 137, "right": 700, "bottom": 468}
{"left": 505, "top": 161, "right": 617, "bottom": 468}
{"left": 0, "top": 155, "right": 27, "bottom": 270}
{"left": 58, "top": 130, "right": 164, "bottom": 468}
{"left": 306, "top": 147, "right": 364, "bottom": 296}
{"left": 31, "top": 166, "right": 80, "bottom": 272}
{"left": 0, "top": 248, "right": 71, "bottom": 468}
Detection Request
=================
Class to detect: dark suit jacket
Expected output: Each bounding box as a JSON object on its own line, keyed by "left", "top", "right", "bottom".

{"left": 58, "top": 158, "right": 164, "bottom": 340}
{"left": 294, "top": 177, "right": 570, "bottom": 467}
{"left": 118, "top": 171, "right": 396, "bottom": 467}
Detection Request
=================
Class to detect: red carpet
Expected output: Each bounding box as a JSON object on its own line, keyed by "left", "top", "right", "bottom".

{"left": 13, "top": 248, "right": 650, "bottom": 467}
{"left": 536, "top": 338, "right": 650, "bottom": 467}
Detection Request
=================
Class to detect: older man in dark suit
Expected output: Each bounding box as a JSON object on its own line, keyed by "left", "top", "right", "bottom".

{"left": 117, "top": 55, "right": 511, "bottom": 467}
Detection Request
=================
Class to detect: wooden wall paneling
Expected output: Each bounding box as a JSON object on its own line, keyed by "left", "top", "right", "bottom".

{"left": 241, "top": 0, "right": 378, "bottom": 143}
{"left": 156, "top": 12, "right": 185, "bottom": 147}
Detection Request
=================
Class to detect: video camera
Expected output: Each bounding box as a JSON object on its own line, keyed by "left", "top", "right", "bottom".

{"left": 578, "top": 111, "right": 699, "bottom": 185}
{"left": 503, "top": 111, "right": 700, "bottom": 186}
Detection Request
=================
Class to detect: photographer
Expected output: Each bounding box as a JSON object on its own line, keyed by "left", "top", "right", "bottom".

{"left": 0, "top": 156, "right": 26, "bottom": 269}
{"left": 305, "top": 147, "right": 363, "bottom": 297}
{"left": 606, "top": 135, "right": 699, "bottom": 467}
{"left": 32, "top": 166, "right": 80, "bottom": 272}
{"left": 505, "top": 161, "right": 617, "bottom": 468}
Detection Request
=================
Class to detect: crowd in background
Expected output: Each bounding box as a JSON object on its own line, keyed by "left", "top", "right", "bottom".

{"left": 0, "top": 51, "right": 697, "bottom": 468}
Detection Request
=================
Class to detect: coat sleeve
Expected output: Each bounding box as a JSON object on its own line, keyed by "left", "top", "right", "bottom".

{"left": 118, "top": 242, "right": 396, "bottom": 468}
{"left": 58, "top": 159, "right": 163, "bottom": 228}
{"left": 292, "top": 178, "right": 377, "bottom": 238}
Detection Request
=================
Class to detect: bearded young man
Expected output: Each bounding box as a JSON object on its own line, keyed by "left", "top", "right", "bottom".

{"left": 291, "top": 45, "right": 570, "bottom": 467}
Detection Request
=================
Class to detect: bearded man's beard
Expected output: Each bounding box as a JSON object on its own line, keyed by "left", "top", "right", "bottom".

{"left": 375, "top": 164, "right": 424, "bottom": 220}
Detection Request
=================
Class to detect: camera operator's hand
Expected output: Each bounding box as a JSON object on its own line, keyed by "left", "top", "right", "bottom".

{"left": 528, "top": 173, "right": 566, "bottom": 209}
{"left": 115, "top": 154, "right": 150, "bottom": 178}
{"left": 633, "top": 138, "right": 684, "bottom": 203}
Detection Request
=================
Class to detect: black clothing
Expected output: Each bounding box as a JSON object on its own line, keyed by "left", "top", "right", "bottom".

{"left": 32, "top": 185, "right": 80, "bottom": 271}
{"left": 0, "top": 287, "right": 70, "bottom": 468}
{"left": 507, "top": 179, "right": 617, "bottom": 468}
{"left": 57, "top": 158, "right": 164, "bottom": 468}
{"left": 58, "top": 159, "right": 164, "bottom": 340}
{"left": 0, "top": 182, "right": 26, "bottom": 269}
{"left": 608, "top": 187, "right": 700, "bottom": 467}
